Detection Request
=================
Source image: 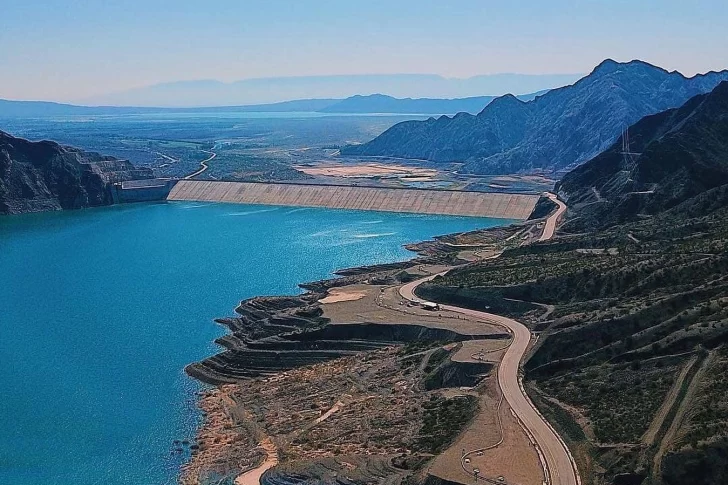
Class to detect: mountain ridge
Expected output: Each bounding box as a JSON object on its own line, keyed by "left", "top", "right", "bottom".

{"left": 342, "top": 60, "right": 728, "bottom": 175}
{"left": 557, "top": 80, "right": 728, "bottom": 229}
{"left": 0, "top": 91, "right": 545, "bottom": 118}
{"left": 74, "top": 72, "right": 582, "bottom": 107}
{"left": 320, "top": 92, "right": 546, "bottom": 114}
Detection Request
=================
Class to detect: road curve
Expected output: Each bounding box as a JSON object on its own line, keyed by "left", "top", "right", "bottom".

{"left": 539, "top": 192, "right": 566, "bottom": 241}
{"left": 399, "top": 193, "right": 579, "bottom": 485}
{"left": 184, "top": 149, "right": 217, "bottom": 180}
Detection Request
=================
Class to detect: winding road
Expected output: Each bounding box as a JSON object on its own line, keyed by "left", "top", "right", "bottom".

{"left": 539, "top": 192, "right": 567, "bottom": 242}
{"left": 184, "top": 148, "right": 217, "bottom": 180}
{"left": 399, "top": 193, "right": 579, "bottom": 485}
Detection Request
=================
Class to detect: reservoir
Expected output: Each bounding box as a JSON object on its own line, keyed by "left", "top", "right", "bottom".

{"left": 0, "top": 201, "right": 509, "bottom": 485}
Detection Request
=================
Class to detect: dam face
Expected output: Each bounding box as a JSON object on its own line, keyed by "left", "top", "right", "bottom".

{"left": 112, "top": 178, "right": 177, "bottom": 203}
{"left": 167, "top": 180, "right": 538, "bottom": 219}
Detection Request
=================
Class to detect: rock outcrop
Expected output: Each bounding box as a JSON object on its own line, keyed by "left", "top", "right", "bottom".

{"left": 0, "top": 130, "right": 153, "bottom": 214}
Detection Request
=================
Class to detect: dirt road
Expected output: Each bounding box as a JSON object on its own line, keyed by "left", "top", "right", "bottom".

{"left": 399, "top": 193, "right": 579, "bottom": 485}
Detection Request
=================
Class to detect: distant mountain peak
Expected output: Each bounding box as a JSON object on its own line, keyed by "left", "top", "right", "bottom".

{"left": 589, "top": 58, "right": 668, "bottom": 77}
{"left": 363, "top": 93, "right": 394, "bottom": 99}
{"left": 479, "top": 93, "right": 526, "bottom": 114}
{"left": 592, "top": 58, "right": 621, "bottom": 72}
{"left": 76, "top": 73, "right": 584, "bottom": 107}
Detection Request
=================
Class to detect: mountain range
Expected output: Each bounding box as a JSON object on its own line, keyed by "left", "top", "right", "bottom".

{"left": 74, "top": 73, "right": 581, "bottom": 107}
{"left": 0, "top": 92, "right": 545, "bottom": 118}
{"left": 558, "top": 80, "right": 728, "bottom": 229}
{"left": 320, "top": 92, "right": 545, "bottom": 114}
{"left": 0, "top": 98, "right": 340, "bottom": 117}
{"left": 342, "top": 60, "right": 728, "bottom": 175}
{"left": 420, "top": 81, "right": 728, "bottom": 485}
{"left": 0, "top": 131, "right": 152, "bottom": 214}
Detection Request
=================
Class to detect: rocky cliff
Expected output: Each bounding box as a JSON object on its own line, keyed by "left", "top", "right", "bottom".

{"left": 0, "top": 130, "right": 153, "bottom": 214}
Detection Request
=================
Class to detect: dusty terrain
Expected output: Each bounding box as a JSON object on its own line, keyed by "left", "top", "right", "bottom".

{"left": 184, "top": 281, "right": 545, "bottom": 485}
{"left": 322, "top": 282, "right": 509, "bottom": 337}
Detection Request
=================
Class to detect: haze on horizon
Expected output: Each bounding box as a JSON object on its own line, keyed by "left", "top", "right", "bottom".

{"left": 1, "top": 0, "right": 727, "bottom": 105}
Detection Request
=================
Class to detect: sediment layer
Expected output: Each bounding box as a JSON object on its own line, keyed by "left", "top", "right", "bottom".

{"left": 167, "top": 181, "right": 538, "bottom": 219}
{"left": 186, "top": 288, "right": 508, "bottom": 385}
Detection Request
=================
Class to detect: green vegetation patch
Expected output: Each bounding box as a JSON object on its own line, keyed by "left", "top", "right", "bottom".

{"left": 415, "top": 395, "right": 479, "bottom": 454}
{"left": 416, "top": 283, "right": 540, "bottom": 319}
{"left": 679, "top": 347, "right": 728, "bottom": 448}
{"left": 540, "top": 361, "right": 681, "bottom": 444}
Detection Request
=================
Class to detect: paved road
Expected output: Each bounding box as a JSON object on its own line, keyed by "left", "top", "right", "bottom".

{"left": 184, "top": 149, "right": 217, "bottom": 180}
{"left": 539, "top": 192, "right": 567, "bottom": 241}
{"left": 399, "top": 193, "right": 579, "bottom": 485}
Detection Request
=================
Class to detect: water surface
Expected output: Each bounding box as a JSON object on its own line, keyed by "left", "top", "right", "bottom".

{"left": 0, "top": 202, "right": 509, "bottom": 485}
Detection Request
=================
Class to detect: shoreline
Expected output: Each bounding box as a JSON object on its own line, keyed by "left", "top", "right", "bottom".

{"left": 180, "top": 196, "right": 558, "bottom": 485}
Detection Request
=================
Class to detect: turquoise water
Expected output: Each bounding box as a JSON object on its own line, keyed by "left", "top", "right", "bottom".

{"left": 0, "top": 202, "right": 508, "bottom": 485}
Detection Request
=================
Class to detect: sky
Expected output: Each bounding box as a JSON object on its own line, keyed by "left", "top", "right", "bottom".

{"left": 1, "top": 0, "right": 727, "bottom": 103}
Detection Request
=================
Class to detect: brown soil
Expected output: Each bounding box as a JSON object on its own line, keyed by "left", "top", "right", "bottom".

{"left": 323, "top": 283, "right": 507, "bottom": 337}
{"left": 235, "top": 438, "right": 278, "bottom": 485}
{"left": 319, "top": 286, "right": 369, "bottom": 304}
{"left": 180, "top": 386, "right": 263, "bottom": 485}
{"left": 451, "top": 340, "right": 511, "bottom": 364}
{"left": 429, "top": 374, "right": 544, "bottom": 485}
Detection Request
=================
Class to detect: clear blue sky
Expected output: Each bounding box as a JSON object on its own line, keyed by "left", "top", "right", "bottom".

{"left": 1, "top": 0, "right": 726, "bottom": 102}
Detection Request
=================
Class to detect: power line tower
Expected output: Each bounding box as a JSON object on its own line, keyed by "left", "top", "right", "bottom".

{"left": 620, "top": 126, "right": 641, "bottom": 164}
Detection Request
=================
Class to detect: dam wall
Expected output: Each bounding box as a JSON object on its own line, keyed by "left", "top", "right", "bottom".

{"left": 167, "top": 180, "right": 538, "bottom": 219}
{"left": 112, "top": 178, "right": 177, "bottom": 203}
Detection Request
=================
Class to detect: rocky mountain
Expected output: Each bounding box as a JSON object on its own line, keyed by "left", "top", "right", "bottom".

{"left": 342, "top": 60, "right": 728, "bottom": 174}
{"left": 0, "top": 131, "right": 153, "bottom": 214}
{"left": 557, "top": 81, "right": 728, "bottom": 229}
{"left": 416, "top": 87, "right": 728, "bottom": 485}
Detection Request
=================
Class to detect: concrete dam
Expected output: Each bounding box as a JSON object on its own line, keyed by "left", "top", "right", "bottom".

{"left": 167, "top": 181, "right": 539, "bottom": 219}
{"left": 112, "top": 178, "right": 178, "bottom": 203}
